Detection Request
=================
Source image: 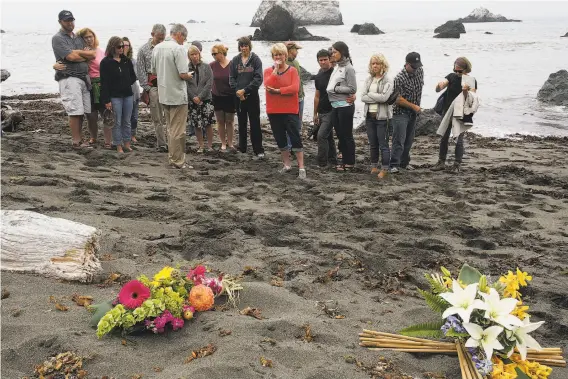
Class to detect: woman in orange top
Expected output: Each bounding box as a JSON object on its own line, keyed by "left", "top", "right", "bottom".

{"left": 264, "top": 43, "right": 306, "bottom": 179}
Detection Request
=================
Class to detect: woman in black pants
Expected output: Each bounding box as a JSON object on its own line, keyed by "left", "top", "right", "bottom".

{"left": 228, "top": 36, "right": 265, "bottom": 159}
{"left": 327, "top": 41, "right": 357, "bottom": 171}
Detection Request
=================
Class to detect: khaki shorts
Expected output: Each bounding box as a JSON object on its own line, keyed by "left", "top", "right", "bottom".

{"left": 59, "top": 76, "right": 91, "bottom": 116}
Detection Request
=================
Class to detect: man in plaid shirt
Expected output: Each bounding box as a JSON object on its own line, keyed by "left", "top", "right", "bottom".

{"left": 390, "top": 52, "right": 424, "bottom": 173}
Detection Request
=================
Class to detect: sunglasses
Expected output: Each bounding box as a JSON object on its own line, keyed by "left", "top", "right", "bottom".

{"left": 116, "top": 45, "right": 124, "bottom": 49}
{"left": 454, "top": 69, "right": 464, "bottom": 73}
{"left": 211, "top": 52, "right": 219, "bottom": 56}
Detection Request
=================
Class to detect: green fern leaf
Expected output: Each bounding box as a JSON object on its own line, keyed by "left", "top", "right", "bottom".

{"left": 418, "top": 289, "right": 450, "bottom": 314}
{"left": 399, "top": 320, "right": 445, "bottom": 338}
{"left": 424, "top": 273, "right": 446, "bottom": 293}
{"left": 444, "top": 328, "right": 469, "bottom": 338}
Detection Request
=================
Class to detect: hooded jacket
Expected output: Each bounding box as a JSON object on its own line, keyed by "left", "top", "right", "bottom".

{"left": 361, "top": 74, "right": 394, "bottom": 120}
{"left": 326, "top": 58, "right": 357, "bottom": 103}
{"left": 228, "top": 52, "right": 263, "bottom": 96}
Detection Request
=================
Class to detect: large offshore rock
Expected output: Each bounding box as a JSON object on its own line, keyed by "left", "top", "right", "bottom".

{"left": 537, "top": 70, "right": 568, "bottom": 106}
{"left": 457, "top": 7, "right": 521, "bottom": 23}
{"left": 357, "top": 23, "right": 385, "bottom": 35}
{"left": 434, "top": 20, "right": 466, "bottom": 34}
{"left": 251, "top": 0, "right": 343, "bottom": 26}
{"left": 1, "top": 69, "right": 10, "bottom": 82}
{"left": 252, "top": 7, "right": 329, "bottom": 41}
{"left": 415, "top": 109, "right": 443, "bottom": 136}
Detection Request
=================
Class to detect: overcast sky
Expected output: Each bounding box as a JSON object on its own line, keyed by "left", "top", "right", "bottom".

{"left": 2, "top": 1, "right": 568, "bottom": 29}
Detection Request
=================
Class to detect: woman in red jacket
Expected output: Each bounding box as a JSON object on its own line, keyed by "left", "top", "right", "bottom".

{"left": 264, "top": 43, "right": 306, "bottom": 179}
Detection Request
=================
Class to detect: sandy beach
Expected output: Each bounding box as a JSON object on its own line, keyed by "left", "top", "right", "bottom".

{"left": 1, "top": 96, "right": 567, "bottom": 378}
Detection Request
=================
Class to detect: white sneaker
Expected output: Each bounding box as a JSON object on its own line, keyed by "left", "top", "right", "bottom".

{"left": 404, "top": 164, "right": 416, "bottom": 171}
{"left": 298, "top": 168, "right": 307, "bottom": 179}
{"left": 256, "top": 153, "right": 265, "bottom": 160}
{"left": 390, "top": 167, "right": 400, "bottom": 174}
{"left": 278, "top": 165, "right": 292, "bottom": 174}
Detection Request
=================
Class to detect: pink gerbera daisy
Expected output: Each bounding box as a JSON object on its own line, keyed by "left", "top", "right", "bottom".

{"left": 118, "top": 280, "right": 150, "bottom": 309}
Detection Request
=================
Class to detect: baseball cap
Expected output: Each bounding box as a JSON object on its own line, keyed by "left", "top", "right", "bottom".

{"left": 191, "top": 41, "right": 202, "bottom": 52}
{"left": 58, "top": 10, "right": 75, "bottom": 21}
{"left": 405, "top": 52, "right": 422, "bottom": 69}
{"left": 285, "top": 41, "right": 302, "bottom": 50}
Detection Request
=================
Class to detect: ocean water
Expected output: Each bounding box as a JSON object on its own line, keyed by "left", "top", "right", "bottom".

{"left": 2, "top": 18, "right": 567, "bottom": 137}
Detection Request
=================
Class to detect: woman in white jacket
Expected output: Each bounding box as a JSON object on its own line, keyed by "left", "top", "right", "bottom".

{"left": 361, "top": 53, "right": 394, "bottom": 179}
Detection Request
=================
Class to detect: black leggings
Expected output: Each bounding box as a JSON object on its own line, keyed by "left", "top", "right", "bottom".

{"left": 332, "top": 105, "right": 355, "bottom": 165}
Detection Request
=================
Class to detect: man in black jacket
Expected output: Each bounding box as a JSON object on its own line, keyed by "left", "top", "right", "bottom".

{"left": 229, "top": 36, "right": 264, "bottom": 158}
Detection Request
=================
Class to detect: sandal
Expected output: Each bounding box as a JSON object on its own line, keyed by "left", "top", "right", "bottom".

{"left": 72, "top": 141, "right": 93, "bottom": 150}
{"left": 131, "top": 136, "right": 138, "bottom": 143}
{"left": 336, "top": 165, "right": 345, "bottom": 172}
{"left": 88, "top": 138, "right": 97, "bottom": 145}
{"left": 343, "top": 165, "right": 354, "bottom": 172}
{"left": 104, "top": 143, "right": 112, "bottom": 150}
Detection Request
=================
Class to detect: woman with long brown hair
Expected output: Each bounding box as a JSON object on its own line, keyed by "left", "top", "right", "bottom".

{"left": 100, "top": 36, "right": 137, "bottom": 153}
{"left": 122, "top": 37, "right": 141, "bottom": 143}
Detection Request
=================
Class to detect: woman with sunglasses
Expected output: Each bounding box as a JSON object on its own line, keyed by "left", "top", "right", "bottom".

{"left": 100, "top": 36, "right": 137, "bottom": 153}
{"left": 186, "top": 44, "right": 215, "bottom": 153}
{"left": 210, "top": 44, "right": 235, "bottom": 151}
{"left": 122, "top": 37, "right": 141, "bottom": 143}
{"left": 431, "top": 57, "right": 477, "bottom": 172}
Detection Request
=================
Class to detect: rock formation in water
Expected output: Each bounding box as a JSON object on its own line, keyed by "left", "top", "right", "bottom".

{"left": 1, "top": 69, "right": 10, "bottom": 82}
{"left": 357, "top": 23, "right": 385, "bottom": 35}
{"left": 251, "top": 0, "right": 343, "bottom": 26}
{"left": 1, "top": 29, "right": 5, "bottom": 33}
{"left": 415, "top": 109, "right": 442, "bottom": 136}
{"left": 485, "top": 31, "right": 494, "bottom": 35}
{"left": 562, "top": 32, "right": 568, "bottom": 37}
{"left": 537, "top": 70, "right": 568, "bottom": 106}
{"left": 435, "top": 20, "right": 466, "bottom": 34}
{"left": 350, "top": 24, "right": 361, "bottom": 33}
{"left": 434, "top": 32, "right": 460, "bottom": 39}
{"left": 251, "top": 5, "right": 329, "bottom": 41}
{"left": 457, "top": 7, "right": 521, "bottom": 23}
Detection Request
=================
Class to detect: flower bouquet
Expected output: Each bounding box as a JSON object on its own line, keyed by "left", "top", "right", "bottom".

{"left": 359, "top": 264, "right": 565, "bottom": 379}
{"left": 90, "top": 265, "right": 242, "bottom": 338}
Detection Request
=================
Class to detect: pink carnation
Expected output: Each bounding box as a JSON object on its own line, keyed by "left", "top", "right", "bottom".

{"left": 172, "top": 317, "right": 185, "bottom": 330}
{"left": 118, "top": 280, "right": 151, "bottom": 309}
{"left": 187, "top": 265, "right": 207, "bottom": 283}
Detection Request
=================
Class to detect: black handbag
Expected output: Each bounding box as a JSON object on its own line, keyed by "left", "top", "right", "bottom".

{"left": 434, "top": 91, "right": 446, "bottom": 115}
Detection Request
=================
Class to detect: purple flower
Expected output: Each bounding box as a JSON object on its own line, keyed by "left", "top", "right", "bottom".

{"left": 441, "top": 315, "right": 467, "bottom": 336}
{"left": 172, "top": 317, "right": 185, "bottom": 331}
{"left": 470, "top": 351, "right": 493, "bottom": 376}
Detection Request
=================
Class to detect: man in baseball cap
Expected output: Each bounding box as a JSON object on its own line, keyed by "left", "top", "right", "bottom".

{"left": 405, "top": 52, "right": 423, "bottom": 69}
{"left": 390, "top": 51, "right": 425, "bottom": 173}
{"left": 284, "top": 41, "right": 305, "bottom": 145}
{"left": 58, "top": 10, "right": 75, "bottom": 21}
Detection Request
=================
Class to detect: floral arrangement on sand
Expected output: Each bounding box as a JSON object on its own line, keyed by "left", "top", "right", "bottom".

{"left": 359, "top": 264, "right": 565, "bottom": 379}
{"left": 90, "top": 265, "right": 242, "bottom": 338}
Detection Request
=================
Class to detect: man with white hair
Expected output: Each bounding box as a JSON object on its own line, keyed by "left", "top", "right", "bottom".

{"left": 137, "top": 24, "right": 167, "bottom": 151}
{"left": 151, "top": 24, "right": 193, "bottom": 169}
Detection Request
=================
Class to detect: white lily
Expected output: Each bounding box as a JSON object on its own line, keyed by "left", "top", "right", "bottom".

{"left": 464, "top": 323, "right": 505, "bottom": 358}
{"left": 480, "top": 288, "right": 523, "bottom": 329}
{"left": 507, "top": 317, "right": 545, "bottom": 360}
{"left": 440, "top": 280, "right": 484, "bottom": 323}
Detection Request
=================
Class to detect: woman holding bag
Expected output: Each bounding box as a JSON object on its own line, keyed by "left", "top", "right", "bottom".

{"left": 361, "top": 53, "right": 394, "bottom": 179}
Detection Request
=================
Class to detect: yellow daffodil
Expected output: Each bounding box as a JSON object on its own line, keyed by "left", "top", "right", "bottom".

{"left": 511, "top": 300, "right": 530, "bottom": 320}
{"left": 500, "top": 271, "right": 521, "bottom": 299}
{"left": 516, "top": 268, "right": 532, "bottom": 287}
{"left": 491, "top": 357, "right": 518, "bottom": 379}
{"left": 153, "top": 266, "right": 174, "bottom": 282}
{"left": 511, "top": 354, "right": 552, "bottom": 379}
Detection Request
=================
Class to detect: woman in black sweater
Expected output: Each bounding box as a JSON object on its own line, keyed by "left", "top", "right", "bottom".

{"left": 100, "top": 36, "right": 136, "bottom": 153}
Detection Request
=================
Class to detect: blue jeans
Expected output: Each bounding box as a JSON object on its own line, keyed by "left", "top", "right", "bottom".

{"left": 390, "top": 112, "right": 417, "bottom": 168}
{"left": 111, "top": 96, "right": 133, "bottom": 146}
{"left": 287, "top": 98, "right": 304, "bottom": 149}
{"left": 366, "top": 117, "right": 390, "bottom": 169}
{"left": 131, "top": 99, "right": 139, "bottom": 137}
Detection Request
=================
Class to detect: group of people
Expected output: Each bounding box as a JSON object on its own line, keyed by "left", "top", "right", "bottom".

{"left": 51, "top": 10, "right": 479, "bottom": 178}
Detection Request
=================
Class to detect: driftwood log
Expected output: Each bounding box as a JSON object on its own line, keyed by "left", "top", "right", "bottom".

{"left": 1, "top": 210, "right": 102, "bottom": 282}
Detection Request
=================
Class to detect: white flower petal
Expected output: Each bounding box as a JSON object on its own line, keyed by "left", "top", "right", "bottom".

{"left": 442, "top": 306, "right": 460, "bottom": 319}
{"left": 463, "top": 323, "right": 483, "bottom": 339}
{"left": 516, "top": 340, "right": 528, "bottom": 360}
{"left": 457, "top": 308, "right": 473, "bottom": 324}
{"left": 523, "top": 333, "right": 542, "bottom": 351}
{"left": 440, "top": 292, "right": 456, "bottom": 304}
{"left": 484, "top": 325, "right": 504, "bottom": 340}
{"left": 499, "top": 297, "right": 520, "bottom": 314}
{"left": 521, "top": 320, "right": 545, "bottom": 334}
{"left": 496, "top": 314, "right": 524, "bottom": 329}
{"left": 465, "top": 337, "right": 480, "bottom": 348}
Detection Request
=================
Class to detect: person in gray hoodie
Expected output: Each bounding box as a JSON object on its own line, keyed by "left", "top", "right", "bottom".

{"left": 360, "top": 53, "right": 394, "bottom": 179}
{"left": 229, "top": 36, "right": 264, "bottom": 158}
{"left": 327, "top": 41, "right": 357, "bottom": 171}
{"left": 187, "top": 44, "right": 214, "bottom": 152}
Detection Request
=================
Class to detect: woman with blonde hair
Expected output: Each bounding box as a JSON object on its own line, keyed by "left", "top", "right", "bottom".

{"left": 210, "top": 44, "right": 235, "bottom": 151}
{"left": 361, "top": 53, "right": 394, "bottom": 179}
{"left": 264, "top": 43, "right": 305, "bottom": 179}
{"left": 431, "top": 57, "right": 478, "bottom": 172}
{"left": 53, "top": 27, "right": 109, "bottom": 147}
{"left": 187, "top": 44, "right": 214, "bottom": 152}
